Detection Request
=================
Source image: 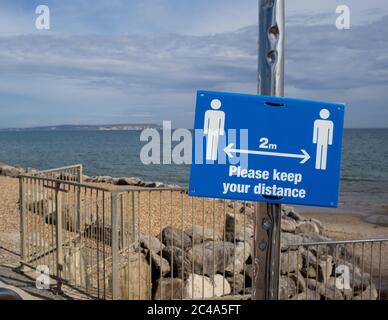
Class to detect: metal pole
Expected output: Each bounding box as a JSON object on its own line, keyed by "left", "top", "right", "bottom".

{"left": 55, "top": 182, "right": 64, "bottom": 293}
{"left": 111, "top": 192, "right": 120, "bottom": 300}
{"left": 253, "top": 0, "right": 284, "bottom": 300}
{"left": 19, "top": 176, "right": 28, "bottom": 272}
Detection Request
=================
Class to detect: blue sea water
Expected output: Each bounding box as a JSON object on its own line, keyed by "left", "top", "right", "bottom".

{"left": 0, "top": 129, "right": 387, "bottom": 214}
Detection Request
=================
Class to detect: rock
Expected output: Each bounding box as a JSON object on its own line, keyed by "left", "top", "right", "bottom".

{"left": 281, "top": 233, "right": 304, "bottom": 251}
{"left": 309, "top": 218, "right": 325, "bottom": 233}
{"left": 225, "top": 242, "right": 252, "bottom": 275}
{"left": 295, "top": 221, "right": 320, "bottom": 235}
{"left": 184, "top": 274, "right": 231, "bottom": 299}
{"left": 244, "top": 264, "right": 254, "bottom": 283}
{"left": 224, "top": 213, "right": 254, "bottom": 242}
{"left": 144, "top": 181, "right": 165, "bottom": 188}
{"left": 239, "top": 205, "right": 255, "bottom": 217}
{"left": 113, "top": 177, "right": 142, "bottom": 186}
{"left": 327, "top": 277, "right": 353, "bottom": 300}
{"left": 116, "top": 249, "right": 151, "bottom": 300}
{"left": 300, "top": 247, "right": 317, "bottom": 266}
{"left": 352, "top": 283, "right": 378, "bottom": 300}
{"left": 281, "top": 218, "right": 297, "bottom": 233}
{"left": 154, "top": 278, "right": 184, "bottom": 300}
{"left": 279, "top": 276, "right": 297, "bottom": 300}
{"left": 307, "top": 279, "right": 344, "bottom": 300}
{"left": 158, "top": 226, "right": 192, "bottom": 250}
{"left": 291, "top": 289, "right": 321, "bottom": 300}
{"left": 148, "top": 251, "right": 171, "bottom": 277}
{"left": 300, "top": 254, "right": 333, "bottom": 283}
{"left": 282, "top": 205, "right": 304, "bottom": 222}
{"left": 289, "top": 272, "right": 307, "bottom": 294}
{"left": 280, "top": 250, "right": 303, "bottom": 275}
{"left": 301, "top": 266, "right": 317, "bottom": 279}
{"left": 94, "top": 176, "right": 113, "bottom": 183}
{"left": 187, "top": 241, "right": 251, "bottom": 276}
{"left": 226, "top": 274, "right": 245, "bottom": 295}
{"left": 162, "top": 246, "right": 192, "bottom": 279}
{"left": 185, "top": 225, "right": 222, "bottom": 244}
{"left": 140, "top": 235, "right": 165, "bottom": 253}
{"left": 0, "top": 164, "right": 25, "bottom": 177}
{"left": 333, "top": 262, "right": 372, "bottom": 293}
{"left": 317, "top": 255, "right": 333, "bottom": 283}
{"left": 301, "top": 233, "right": 332, "bottom": 243}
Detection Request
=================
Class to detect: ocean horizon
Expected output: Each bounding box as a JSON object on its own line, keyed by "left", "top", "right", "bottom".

{"left": 0, "top": 128, "right": 387, "bottom": 217}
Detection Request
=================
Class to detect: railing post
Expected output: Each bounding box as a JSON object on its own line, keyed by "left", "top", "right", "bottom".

{"left": 19, "top": 176, "right": 28, "bottom": 272}
{"left": 55, "top": 181, "right": 63, "bottom": 293}
{"left": 78, "top": 164, "right": 83, "bottom": 184}
{"left": 111, "top": 192, "right": 120, "bottom": 300}
{"left": 253, "top": 0, "right": 284, "bottom": 300}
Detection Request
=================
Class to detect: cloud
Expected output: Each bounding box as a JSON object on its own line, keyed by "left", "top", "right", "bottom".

{"left": 0, "top": 13, "right": 388, "bottom": 128}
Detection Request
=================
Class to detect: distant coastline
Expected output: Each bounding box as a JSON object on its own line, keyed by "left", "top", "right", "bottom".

{"left": 0, "top": 123, "right": 162, "bottom": 132}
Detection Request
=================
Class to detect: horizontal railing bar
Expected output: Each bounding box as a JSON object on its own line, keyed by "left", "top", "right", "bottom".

{"left": 285, "top": 238, "right": 388, "bottom": 247}
{"left": 114, "top": 187, "right": 187, "bottom": 193}
{"left": 37, "top": 164, "right": 83, "bottom": 173}
{"left": 19, "top": 175, "right": 112, "bottom": 192}
{"left": 20, "top": 174, "right": 189, "bottom": 193}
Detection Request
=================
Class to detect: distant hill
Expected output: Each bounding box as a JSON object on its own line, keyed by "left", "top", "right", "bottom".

{"left": 0, "top": 124, "right": 162, "bottom": 131}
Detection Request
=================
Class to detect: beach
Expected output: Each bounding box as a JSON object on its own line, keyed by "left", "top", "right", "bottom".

{"left": 1, "top": 173, "right": 388, "bottom": 272}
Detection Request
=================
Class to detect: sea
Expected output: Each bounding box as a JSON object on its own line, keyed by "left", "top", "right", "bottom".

{"left": 0, "top": 129, "right": 387, "bottom": 219}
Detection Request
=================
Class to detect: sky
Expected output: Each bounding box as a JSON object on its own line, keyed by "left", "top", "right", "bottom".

{"left": 0, "top": 0, "right": 387, "bottom": 128}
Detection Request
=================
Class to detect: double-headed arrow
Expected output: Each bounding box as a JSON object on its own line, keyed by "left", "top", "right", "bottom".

{"left": 224, "top": 143, "right": 311, "bottom": 164}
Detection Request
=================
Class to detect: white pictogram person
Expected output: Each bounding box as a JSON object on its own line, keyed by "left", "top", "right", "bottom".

{"left": 313, "top": 109, "right": 334, "bottom": 170}
{"left": 204, "top": 99, "right": 225, "bottom": 161}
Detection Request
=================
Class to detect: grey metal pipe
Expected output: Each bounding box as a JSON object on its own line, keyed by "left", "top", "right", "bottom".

{"left": 253, "top": 0, "right": 285, "bottom": 301}
{"left": 258, "top": 0, "right": 285, "bottom": 96}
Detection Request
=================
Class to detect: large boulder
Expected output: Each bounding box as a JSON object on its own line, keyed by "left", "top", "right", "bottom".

{"left": 147, "top": 251, "right": 171, "bottom": 277}
{"left": 224, "top": 213, "right": 254, "bottom": 242}
{"left": 187, "top": 241, "right": 251, "bottom": 276}
{"left": 112, "top": 177, "right": 143, "bottom": 186}
{"left": 0, "top": 164, "right": 25, "bottom": 177}
{"left": 279, "top": 276, "right": 297, "bottom": 300}
{"left": 183, "top": 274, "right": 231, "bottom": 299}
{"left": 282, "top": 205, "right": 304, "bottom": 222}
{"left": 281, "top": 233, "right": 304, "bottom": 251}
{"left": 353, "top": 283, "right": 378, "bottom": 300}
{"left": 140, "top": 235, "right": 165, "bottom": 254}
{"left": 116, "top": 249, "right": 151, "bottom": 300}
{"left": 281, "top": 218, "right": 297, "bottom": 233}
{"left": 226, "top": 274, "right": 245, "bottom": 295}
{"left": 291, "top": 288, "right": 321, "bottom": 300}
{"left": 158, "top": 227, "right": 192, "bottom": 250}
{"left": 295, "top": 221, "right": 320, "bottom": 235}
{"left": 185, "top": 225, "right": 222, "bottom": 244}
{"left": 225, "top": 242, "right": 252, "bottom": 275}
{"left": 317, "top": 255, "right": 333, "bottom": 283}
{"left": 153, "top": 278, "right": 184, "bottom": 300}
{"left": 307, "top": 279, "right": 344, "bottom": 300}
{"left": 280, "top": 250, "right": 303, "bottom": 275}
{"left": 162, "top": 246, "right": 192, "bottom": 278}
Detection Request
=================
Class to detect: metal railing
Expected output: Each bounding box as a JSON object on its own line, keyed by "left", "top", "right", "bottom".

{"left": 19, "top": 171, "right": 254, "bottom": 300}
{"left": 281, "top": 239, "right": 388, "bottom": 300}
{"left": 31, "top": 164, "right": 83, "bottom": 183}
{"left": 18, "top": 165, "right": 388, "bottom": 300}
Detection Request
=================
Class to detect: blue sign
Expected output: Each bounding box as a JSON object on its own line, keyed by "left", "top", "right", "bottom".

{"left": 189, "top": 91, "right": 345, "bottom": 208}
